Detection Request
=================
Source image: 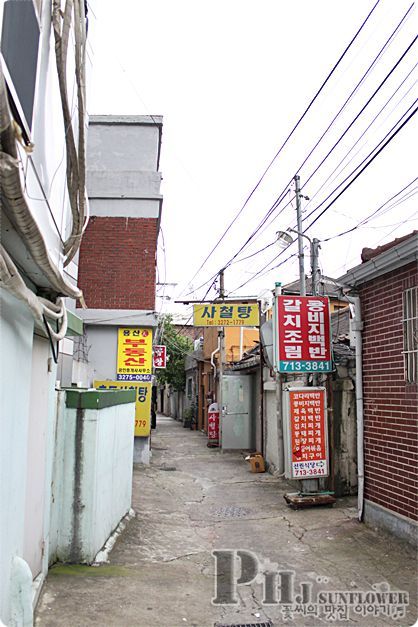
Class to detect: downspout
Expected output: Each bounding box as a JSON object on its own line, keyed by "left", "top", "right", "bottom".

{"left": 350, "top": 295, "right": 365, "bottom": 522}
{"left": 211, "top": 335, "right": 221, "bottom": 393}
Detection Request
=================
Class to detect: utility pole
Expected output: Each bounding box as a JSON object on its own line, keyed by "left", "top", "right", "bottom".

{"left": 294, "top": 174, "right": 318, "bottom": 494}
{"left": 275, "top": 282, "right": 284, "bottom": 474}
{"left": 294, "top": 174, "right": 306, "bottom": 297}
{"left": 310, "top": 238, "right": 321, "bottom": 297}
{"left": 218, "top": 269, "right": 226, "bottom": 449}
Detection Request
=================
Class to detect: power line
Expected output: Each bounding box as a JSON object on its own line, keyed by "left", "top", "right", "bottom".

{"left": 221, "top": 94, "right": 415, "bottom": 279}
{"left": 174, "top": 278, "right": 218, "bottom": 336}
{"left": 295, "top": 3, "right": 414, "bottom": 190}
{"left": 228, "top": 251, "right": 300, "bottom": 295}
{"left": 303, "top": 103, "right": 418, "bottom": 233}
{"left": 182, "top": 0, "right": 383, "bottom": 290}
{"left": 302, "top": 34, "right": 418, "bottom": 190}
{"left": 322, "top": 178, "right": 418, "bottom": 241}
{"left": 228, "top": 179, "right": 418, "bottom": 296}
{"left": 223, "top": 193, "right": 294, "bottom": 270}
{"left": 303, "top": 61, "right": 417, "bottom": 209}
{"left": 195, "top": 93, "right": 417, "bottom": 299}
{"left": 197, "top": 2, "right": 411, "bottom": 282}
{"left": 332, "top": 206, "right": 418, "bottom": 277}
{"left": 301, "top": 98, "right": 417, "bottom": 228}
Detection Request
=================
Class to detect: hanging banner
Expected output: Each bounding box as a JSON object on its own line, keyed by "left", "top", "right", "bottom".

{"left": 284, "top": 387, "right": 329, "bottom": 479}
{"left": 117, "top": 328, "right": 152, "bottom": 380}
{"left": 153, "top": 345, "right": 167, "bottom": 368}
{"left": 193, "top": 303, "right": 259, "bottom": 327}
{"left": 94, "top": 380, "right": 152, "bottom": 437}
{"left": 275, "top": 295, "right": 333, "bottom": 373}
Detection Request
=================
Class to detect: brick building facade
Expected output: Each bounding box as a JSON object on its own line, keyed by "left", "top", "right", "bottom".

{"left": 78, "top": 216, "right": 158, "bottom": 310}
{"left": 360, "top": 262, "right": 417, "bottom": 522}
{"left": 339, "top": 231, "right": 418, "bottom": 543}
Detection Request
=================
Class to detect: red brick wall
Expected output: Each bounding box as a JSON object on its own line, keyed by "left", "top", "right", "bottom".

{"left": 78, "top": 216, "right": 158, "bottom": 310}
{"left": 360, "top": 262, "right": 418, "bottom": 521}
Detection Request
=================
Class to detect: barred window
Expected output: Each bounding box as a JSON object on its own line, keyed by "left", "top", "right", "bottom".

{"left": 403, "top": 287, "right": 418, "bottom": 384}
{"left": 187, "top": 377, "right": 193, "bottom": 399}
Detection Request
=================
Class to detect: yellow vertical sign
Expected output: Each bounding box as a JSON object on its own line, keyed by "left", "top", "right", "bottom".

{"left": 117, "top": 328, "right": 152, "bottom": 376}
{"left": 94, "top": 380, "right": 152, "bottom": 437}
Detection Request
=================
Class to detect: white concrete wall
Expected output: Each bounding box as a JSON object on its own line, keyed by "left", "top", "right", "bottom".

{"left": 87, "top": 117, "right": 162, "bottom": 174}
{"left": 0, "top": 2, "right": 89, "bottom": 622}
{"left": 50, "top": 395, "right": 135, "bottom": 563}
{"left": 264, "top": 388, "right": 280, "bottom": 469}
{"left": 84, "top": 325, "right": 118, "bottom": 384}
{"left": 0, "top": 291, "right": 34, "bottom": 625}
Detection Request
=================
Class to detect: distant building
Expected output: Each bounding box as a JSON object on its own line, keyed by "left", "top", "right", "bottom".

{"left": 76, "top": 115, "right": 163, "bottom": 463}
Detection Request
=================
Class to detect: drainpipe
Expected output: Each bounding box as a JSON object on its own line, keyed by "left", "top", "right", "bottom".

{"left": 211, "top": 335, "right": 221, "bottom": 390}
{"left": 275, "top": 282, "right": 284, "bottom": 475}
{"left": 350, "top": 295, "right": 365, "bottom": 522}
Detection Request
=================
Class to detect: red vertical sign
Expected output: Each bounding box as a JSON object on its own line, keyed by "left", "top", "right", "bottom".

{"left": 207, "top": 410, "right": 219, "bottom": 446}
{"left": 153, "top": 345, "right": 167, "bottom": 368}
{"left": 276, "top": 296, "right": 333, "bottom": 373}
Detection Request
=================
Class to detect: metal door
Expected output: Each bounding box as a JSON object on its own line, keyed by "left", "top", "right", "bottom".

{"left": 221, "top": 374, "right": 253, "bottom": 449}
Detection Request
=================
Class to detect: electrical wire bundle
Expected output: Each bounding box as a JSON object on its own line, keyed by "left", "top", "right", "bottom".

{"left": 0, "top": 0, "right": 88, "bottom": 341}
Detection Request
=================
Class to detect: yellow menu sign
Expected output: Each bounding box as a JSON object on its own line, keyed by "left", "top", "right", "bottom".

{"left": 94, "top": 380, "right": 152, "bottom": 437}
{"left": 193, "top": 303, "right": 259, "bottom": 327}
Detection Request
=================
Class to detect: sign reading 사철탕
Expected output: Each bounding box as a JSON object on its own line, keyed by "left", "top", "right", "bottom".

{"left": 117, "top": 327, "right": 152, "bottom": 381}
{"left": 275, "top": 296, "right": 333, "bottom": 373}
{"left": 193, "top": 303, "right": 259, "bottom": 327}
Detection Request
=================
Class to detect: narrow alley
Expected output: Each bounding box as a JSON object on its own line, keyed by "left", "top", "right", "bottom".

{"left": 36, "top": 416, "right": 416, "bottom": 627}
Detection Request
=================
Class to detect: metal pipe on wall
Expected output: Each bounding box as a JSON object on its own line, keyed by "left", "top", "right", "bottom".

{"left": 350, "top": 295, "right": 365, "bottom": 521}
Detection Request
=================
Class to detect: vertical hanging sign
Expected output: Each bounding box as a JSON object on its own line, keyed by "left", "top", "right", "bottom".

{"left": 284, "top": 387, "right": 329, "bottom": 479}
{"left": 275, "top": 296, "right": 333, "bottom": 373}
{"left": 153, "top": 345, "right": 167, "bottom": 368}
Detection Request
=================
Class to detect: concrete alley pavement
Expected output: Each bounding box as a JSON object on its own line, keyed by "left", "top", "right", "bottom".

{"left": 36, "top": 416, "right": 417, "bottom": 627}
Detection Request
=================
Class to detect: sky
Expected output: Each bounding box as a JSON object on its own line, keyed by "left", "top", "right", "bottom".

{"left": 87, "top": 0, "right": 417, "bottom": 321}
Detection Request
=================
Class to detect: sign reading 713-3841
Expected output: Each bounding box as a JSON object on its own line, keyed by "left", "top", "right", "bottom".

{"left": 276, "top": 296, "right": 333, "bottom": 373}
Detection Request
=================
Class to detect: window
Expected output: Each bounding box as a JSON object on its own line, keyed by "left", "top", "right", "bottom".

{"left": 403, "top": 287, "right": 418, "bottom": 384}
{"left": 1, "top": 0, "right": 40, "bottom": 130}
{"left": 187, "top": 377, "right": 193, "bottom": 399}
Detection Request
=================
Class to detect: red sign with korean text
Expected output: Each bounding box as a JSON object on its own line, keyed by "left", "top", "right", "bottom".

{"left": 153, "top": 345, "right": 167, "bottom": 368}
{"left": 276, "top": 296, "right": 332, "bottom": 373}
{"left": 288, "top": 388, "right": 328, "bottom": 478}
{"left": 208, "top": 410, "right": 219, "bottom": 444}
